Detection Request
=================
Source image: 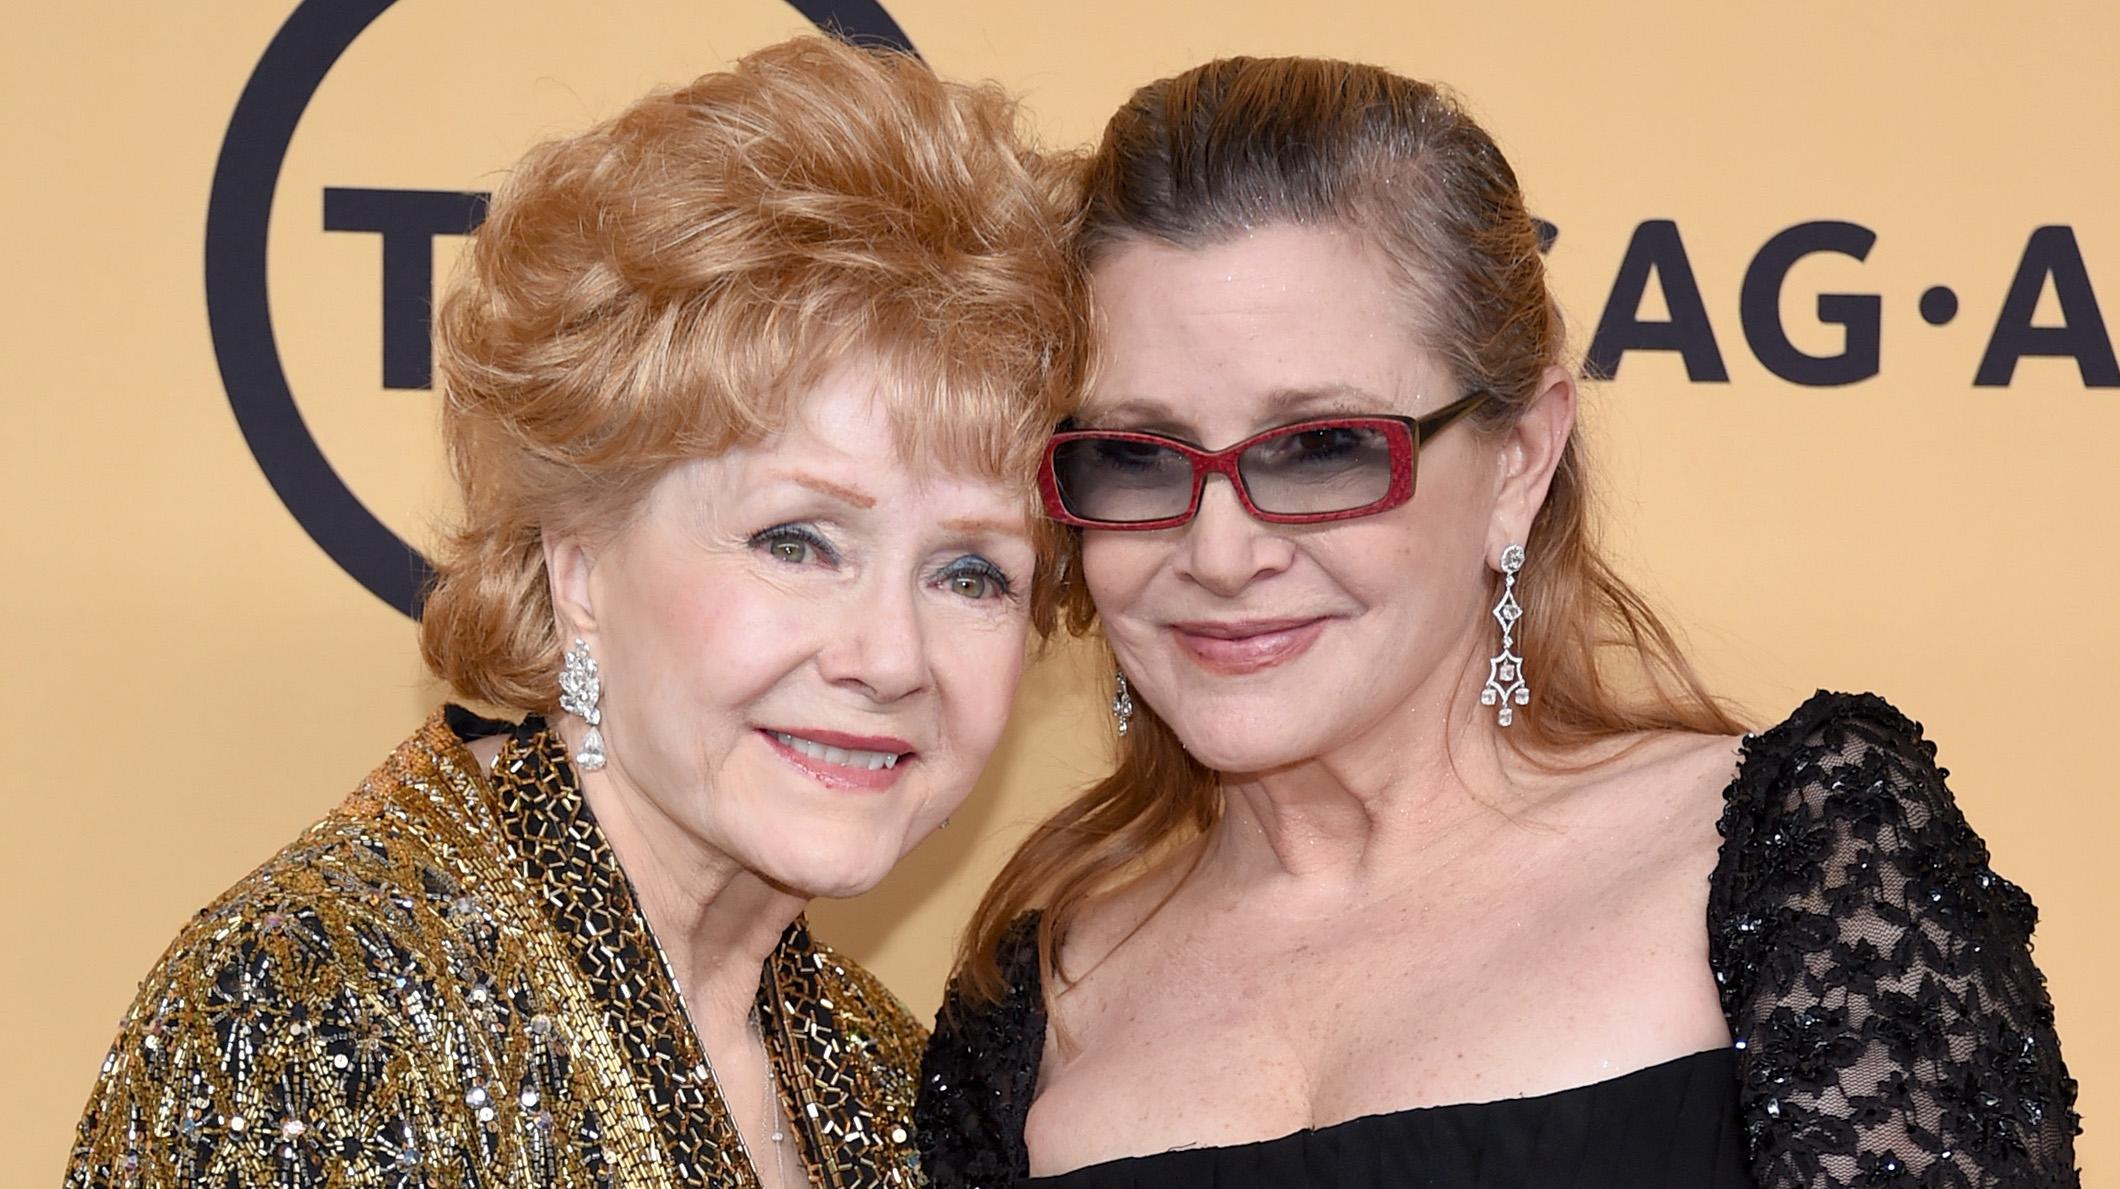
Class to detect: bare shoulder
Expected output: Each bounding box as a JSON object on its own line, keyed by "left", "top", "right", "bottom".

{"left": 1514, "top": 732, "right": 1748, "bottom": 1057}
{"left": 1626, "top": 730, "right": 1747, "bottom": 813}
{"left": 1548, "top": 729, "right": 1746, "bottom": 873}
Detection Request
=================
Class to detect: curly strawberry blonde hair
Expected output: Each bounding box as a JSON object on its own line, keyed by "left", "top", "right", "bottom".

{"left": 419, "top": 36, "right": 1090, "bottom": 711}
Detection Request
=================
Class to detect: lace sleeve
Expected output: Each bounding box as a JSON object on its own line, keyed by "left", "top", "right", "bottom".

{"left": 1710, "top": 693, "right": 2080, "bottom": 1188}
{"left": 915, "top": 915, "right": 1046, "bottom": 1188}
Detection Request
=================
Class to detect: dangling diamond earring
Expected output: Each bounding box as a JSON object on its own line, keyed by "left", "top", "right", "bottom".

{"left": 558, "top": 638, "right": 608, "bottom": 771}
{"left": 1112, "top": 672, "right": 1135, "bottom": 736}
{"left": 1480, "top": 544, "right": 1531, "bottom": 727}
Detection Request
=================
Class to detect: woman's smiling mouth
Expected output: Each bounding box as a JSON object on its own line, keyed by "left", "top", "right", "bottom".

{"left": 1168, "top": 617, "right": 1329, "bottom": 675}
{"left": 759, "top": 728, "right": 916, "bottom": 789}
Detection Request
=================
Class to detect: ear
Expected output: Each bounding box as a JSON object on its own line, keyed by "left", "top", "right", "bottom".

{"left": 1487, "top": 364, "right": 1576, "bottom": 563}
{"left": 542, "top": 530, "right": 602, "bottom": 643}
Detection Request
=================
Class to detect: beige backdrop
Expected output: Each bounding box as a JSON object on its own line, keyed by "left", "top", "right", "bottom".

{"left": 9, "top": 1, "right": 2116, "bottom": 1182}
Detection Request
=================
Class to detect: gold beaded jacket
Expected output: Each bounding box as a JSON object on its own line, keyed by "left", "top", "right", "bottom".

{"left": 67, "top": 708, "right": 928, "bottom": 1188}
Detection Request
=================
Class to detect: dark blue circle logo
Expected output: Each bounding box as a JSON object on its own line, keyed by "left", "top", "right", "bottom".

{"left": 206, "top": 0, "right": 915, "bottom": 618}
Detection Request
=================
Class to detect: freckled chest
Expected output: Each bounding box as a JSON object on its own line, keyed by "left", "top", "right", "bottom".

{"left": 1027, "top": 825, "right": 1728, "bottom": 1168}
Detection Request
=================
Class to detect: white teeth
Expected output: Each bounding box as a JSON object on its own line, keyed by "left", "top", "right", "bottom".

{"left": 770, "top": 731, "right": 905, "bottom": 771}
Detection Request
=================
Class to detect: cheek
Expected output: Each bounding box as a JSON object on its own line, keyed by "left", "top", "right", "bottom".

{"left": 1326, "top": 527, "right": 1420, "bottom": 598}
{"left": 1079, "top": 534, "right": 1163, "bottom": 618}
{"left": 623, "top": 562, "right": 818, "bottom": 710}
{"left": 1322, "top": 520, "right": 1430, "bottom": 592}
{"left": 938, "top": 622, "right": 1030, "bottom": 748}
{"left": 1310, "top": 518, "right": 1488, "bottom": 644}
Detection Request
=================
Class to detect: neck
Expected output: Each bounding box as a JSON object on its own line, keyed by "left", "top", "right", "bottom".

{"left": 574, "top": 756, "right": 807, "bottom": 1036}
{"left": 1199, "top": 680, "right": 1537, "bottom": 904}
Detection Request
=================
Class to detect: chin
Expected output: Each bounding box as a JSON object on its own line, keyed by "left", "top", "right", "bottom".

{"left": 752, "top": 826, "right": 907, "bottom": 900}
{"left": 1159, "top": 694, "right": 1328, "bottom": 775}
{"left": 1163, "top": 722, "right": 1304, "bottom": 775}
{"left": 1179, "top": 737, "right": 1309, "bottom": 777}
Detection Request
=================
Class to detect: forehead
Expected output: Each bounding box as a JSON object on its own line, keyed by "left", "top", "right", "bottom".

{"left": 686, "top": 376, "right": 1034, "bottom": 513}
{"left": 1086, "top": 225, "right": 1453, "bottom": 433}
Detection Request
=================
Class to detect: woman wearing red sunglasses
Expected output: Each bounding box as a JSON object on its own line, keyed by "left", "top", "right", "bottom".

{"left": 919, "top": 56, "right": 2079, "bottom": 1189}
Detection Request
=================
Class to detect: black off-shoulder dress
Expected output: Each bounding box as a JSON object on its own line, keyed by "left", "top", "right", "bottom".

{"left": 916, "top": 693, "right": 2081, "bottom": 1188}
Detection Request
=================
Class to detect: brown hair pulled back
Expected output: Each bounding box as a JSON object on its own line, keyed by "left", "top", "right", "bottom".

{"left": 418, "top": 37, "right": 1090, "bottom": 712}
{"left": 957, "top": 56, "right": 1741, "bottom": 1003}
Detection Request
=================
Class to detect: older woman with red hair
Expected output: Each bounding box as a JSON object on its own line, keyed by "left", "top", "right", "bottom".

{"left": 70, "top": 36, "right": 1086, "bottom": 1188}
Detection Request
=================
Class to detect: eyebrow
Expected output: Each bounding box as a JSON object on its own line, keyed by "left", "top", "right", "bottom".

{"left": 1087, "top": 384, "right": 1383, "bottom": 434}
{"left": 1262, "top": 384, "right": 1380, "bottom": 416}
{"left": 774, "top": 473, "right": 878, "bottom": 509}
{"left": 940, "top": 515, "right": 1032, "bottom": 539}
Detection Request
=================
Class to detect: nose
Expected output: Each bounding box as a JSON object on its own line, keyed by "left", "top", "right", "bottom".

{"left": 815, "top": 571, "right": 930, "bottom": 703}
{"left": 1172, "top": 475, "right": 1296, "bottom": 597}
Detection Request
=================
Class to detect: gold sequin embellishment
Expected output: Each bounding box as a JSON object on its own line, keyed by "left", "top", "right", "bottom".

{"left": 67, "top": 710, "right": 927, "bottom": 1187}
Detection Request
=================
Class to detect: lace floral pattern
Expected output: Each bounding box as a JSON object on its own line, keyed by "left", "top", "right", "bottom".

{"left": 918, "top": 693, "right": 2081, "bottom": 1187}
{"left": 1712, "top": 692, "right": 2079, "bottom": 1187}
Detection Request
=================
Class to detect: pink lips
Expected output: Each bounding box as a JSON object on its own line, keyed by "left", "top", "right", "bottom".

{"left": 758, "top": 727, "right": 916, "bottom": 792}
{"left": 1168, "top": 617, "right": 1328, "bottom": 675}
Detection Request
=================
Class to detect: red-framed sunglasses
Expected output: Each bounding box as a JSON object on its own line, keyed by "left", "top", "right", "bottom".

{"left": 1039, "top": 391, "right": 1490, "bottom": 530}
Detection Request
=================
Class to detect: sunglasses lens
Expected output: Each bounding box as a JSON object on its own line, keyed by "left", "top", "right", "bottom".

{"left": 1237, "top": 424, "right": 1397, "bottom": 515}
{"left": 1050, "top": 437, "right": 1197, "bottom": 524}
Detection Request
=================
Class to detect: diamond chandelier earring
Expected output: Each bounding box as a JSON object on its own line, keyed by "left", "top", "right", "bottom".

{"left": 1480, "top": 544, "right": 1531, "bottom": 727}
{"left": 1112, "top": 672, "right": 1135, "bottom": 736}
{"left": 558, "top": 638, "right": 608, "bottom": 771}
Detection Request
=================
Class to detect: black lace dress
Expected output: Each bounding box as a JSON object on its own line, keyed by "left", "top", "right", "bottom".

{"left": 916, "top": 693, "right": 2081, "bottom": 1187}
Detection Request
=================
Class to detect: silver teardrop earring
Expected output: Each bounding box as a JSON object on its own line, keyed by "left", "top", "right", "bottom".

{"left": 1112, "top": 672, "right": 1135, "bottom": 736}
{"left": 1480, "top": 544, "right": 1531, "bottom": 727}
{"left": 558, "top": 638, "right": 608, "bottom": 771}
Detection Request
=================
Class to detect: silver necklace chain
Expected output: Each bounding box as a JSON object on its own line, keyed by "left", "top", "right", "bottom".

{"left": 759, "top": 1018, "right": 791, "bottom": 1188}
{"left": 658, "top": 955, "right": 799, "bottom": 1188}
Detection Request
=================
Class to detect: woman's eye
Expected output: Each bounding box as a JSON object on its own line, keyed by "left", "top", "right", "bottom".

{"left": 939, "top": 559, "right": 1014, "bottom": 602}
{"left": 1296, "top": 429, "right": 1356, "bottom": 455}
{"left": 751, "top": 525, "right": 837, "bottom": 567}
